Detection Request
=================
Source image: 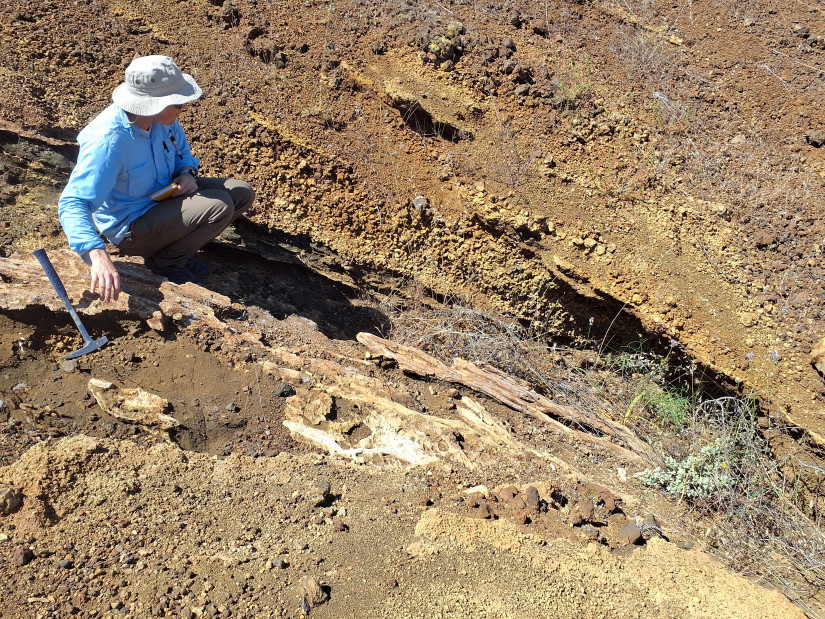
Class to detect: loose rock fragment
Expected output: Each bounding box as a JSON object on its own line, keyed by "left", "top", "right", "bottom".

{"left": 300, "top": 575, "right": 329, "bottom": 607}
{"left": 618, "top": 520, "right": 642, "bottom": 546}
{"left": 497, "top": 486, "right": 517, "bottom": 502}
{"left": 793, "top": 23, "right": 810, "bottom": 38}
{"left": 524, "top": 486, "right": 541, "bottom": 511}
{"left": 273, "top": 382, "right": 295, "bottom": 397}
{"left": 597, "top": 488, "right": 616, "bottom": 512}
{"left": 806, "top": 130, "right": 825, "bottom": 147}
{"left": 87, "top": 379, "right": 179, "bottom": 430}
{"left": 307, "top": 480, "right": 331, "bottom": 507}
{"left": 0, "top": 487, "right": 23, "bottom": 516}
{"left": 11, "top": 546, "right": 34, "bottom": 566}
{"left": 577, "top": 498, "right": 594, "bottom": 521}
{"left": 509, "top": 495, "right": 527, "bottom": 510}
{"left": 568, "top": 507, "right": 583, "bottom": 526}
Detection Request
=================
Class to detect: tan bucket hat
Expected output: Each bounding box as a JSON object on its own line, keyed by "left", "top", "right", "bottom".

{"left": 112, "top": 55, "right": 202, "bottom": 116}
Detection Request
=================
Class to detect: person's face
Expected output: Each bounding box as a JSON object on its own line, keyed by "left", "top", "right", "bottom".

{"left": 156, "top": 104, "right": 186, "bottom": 125}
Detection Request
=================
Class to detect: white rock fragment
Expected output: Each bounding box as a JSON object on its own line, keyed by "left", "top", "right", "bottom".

{"left": 87, "top": 378, "right": 179, "bottom": 430}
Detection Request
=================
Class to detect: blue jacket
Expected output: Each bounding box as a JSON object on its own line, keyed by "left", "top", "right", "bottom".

{"left": 58, "top": 104, "right": 200, "bottom": 260}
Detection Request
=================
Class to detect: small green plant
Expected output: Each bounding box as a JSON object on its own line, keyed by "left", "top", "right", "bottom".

{"left": 551, "top": 56, "right": 593, "bottom": 109}
{"left": 608, "top": 342, "right": 663, "bottom": 376}
{"left": 646, "top": 385, "right": 691, "bottom": 428}
{"left": 377, "top": 250, "right": 824, "bottom": 615}
{"left": 604, "top": 339, "right": 694, "bottom": 428}
{"left": 638, "top": 396, "right": 766, "bottom": 508}
{"left": 623, "top": 380, "right": 691, "bottom": 428}
{"left": 639, "top": 440, "right": 731, "bottom": 501}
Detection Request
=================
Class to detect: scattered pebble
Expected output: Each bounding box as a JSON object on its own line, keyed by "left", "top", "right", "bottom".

{"left": 11, "top": 547, "right": 34, "bottom": 566}
{"left": 60, "top": 359, "right": 78, "bottom": 372}
{"left": 307, "top": 480, "right": 331, "bottom": 507}
{"left": 273, "top": 382, "right": 295, "bottom": 397}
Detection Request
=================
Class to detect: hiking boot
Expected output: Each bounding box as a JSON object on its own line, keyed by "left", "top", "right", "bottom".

{"left": 185, "top": 257, "right": 211, "bottom": 277}
{"left": 146, "top": 259, "right": 203, "bottom": 285}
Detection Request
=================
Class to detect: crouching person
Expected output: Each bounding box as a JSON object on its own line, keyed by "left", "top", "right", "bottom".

{"left": 58, "top": 55, "right": 255, "bottom": 302}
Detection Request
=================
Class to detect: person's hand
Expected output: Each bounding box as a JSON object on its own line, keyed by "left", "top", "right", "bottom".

{"left": 173, "top": 172, "right": 198, "bottom": 196}
{"left": 88, "top": 248, "right": 120, "bottom": 303}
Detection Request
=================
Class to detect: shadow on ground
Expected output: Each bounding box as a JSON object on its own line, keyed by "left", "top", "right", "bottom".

{"left": 197, "top": 232, "right": 390, "bottom": 341}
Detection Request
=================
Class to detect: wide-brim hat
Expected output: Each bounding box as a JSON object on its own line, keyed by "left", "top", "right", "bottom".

{"left": 112, "top": 55, "right": 202, "bottom": 116}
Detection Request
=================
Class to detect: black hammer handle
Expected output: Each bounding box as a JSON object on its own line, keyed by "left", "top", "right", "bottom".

{"left": 33, "top": 248, "right": 94, "bottom": 344}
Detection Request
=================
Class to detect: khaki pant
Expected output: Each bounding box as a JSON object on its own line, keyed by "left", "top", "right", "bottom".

{"left": 117, "top": 177, "right": 255, "bottom": 268}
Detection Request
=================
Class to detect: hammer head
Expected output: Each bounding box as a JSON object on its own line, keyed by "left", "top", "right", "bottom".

{"left": 61, "top": 336, "right": 109, "bottom": 360}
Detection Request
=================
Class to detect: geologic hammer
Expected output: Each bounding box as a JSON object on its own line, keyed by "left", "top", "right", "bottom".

{"left": 33, "top": 248, "right": 109, "bottom": 359}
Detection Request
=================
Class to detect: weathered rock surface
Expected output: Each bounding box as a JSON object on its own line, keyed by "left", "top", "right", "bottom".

{"left": 0, "top": 487, "right": 23, "bottom": 516}
{"left": 87, "top": 378, "right": 179, "bottom": 430}
{"left": 0, "top": 250, "right": 815, "bottom": 616}
{"left": 812, "top": 338, "right": 825, "bottom": 378}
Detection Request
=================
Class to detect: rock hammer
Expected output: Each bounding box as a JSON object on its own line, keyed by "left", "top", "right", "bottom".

{"left": 33, "top": 248, "right": 109, "bottom": 359}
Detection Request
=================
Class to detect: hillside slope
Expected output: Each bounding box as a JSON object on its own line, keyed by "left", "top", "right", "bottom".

{"left": 3, "top": 0, "right": 825, "bottom": 443}
{"left": 1, "top": 0, "right": 825, "bottom": 616}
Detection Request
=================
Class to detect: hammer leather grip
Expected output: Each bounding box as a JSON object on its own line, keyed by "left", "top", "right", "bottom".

{"left": 33, "top": 249, "right": 69, "bottom": 300}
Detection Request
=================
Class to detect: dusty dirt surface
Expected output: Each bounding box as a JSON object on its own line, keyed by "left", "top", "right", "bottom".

{"left": 1, "top": 0, "right": 825, "bottom": 617}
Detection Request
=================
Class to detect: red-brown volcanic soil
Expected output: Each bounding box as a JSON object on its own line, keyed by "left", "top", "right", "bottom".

{"left": 1, "top": 0, "right": 825, "bottom": 616}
